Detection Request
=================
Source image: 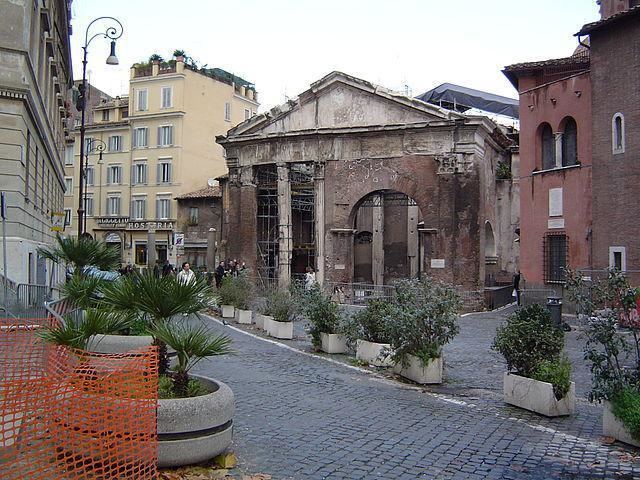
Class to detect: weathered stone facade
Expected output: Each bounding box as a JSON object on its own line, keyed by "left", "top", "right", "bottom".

{"left": 217, "top": 72, "right": 518, "bottom": 292}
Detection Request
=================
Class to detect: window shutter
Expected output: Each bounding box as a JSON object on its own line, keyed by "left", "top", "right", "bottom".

{"left": 168, "top": 126, "right": 173, "bottom": 145}
{"left": 156, "top": 199, "right": 160, "bottom": 220}
{"left": 157, "top": 127, "right": 162, "bottom": 147}
{"left": 106, "top": 168, "right": 112, "bottom": 185}
{"left": 142, "top": 199, "right": 146, "bottom": 219}
{"left": 167, "top": 200, "right": 171, "bottom": 219}
{"left": 131, "top": 165, "right": 136, "bottom": 185}
{"left": 143, "top": 164, "right": 147, "bottom": 184}
{"left": 117, "top": 166, "right": 122, "bottom": 184}
{"left": 157, "top": 163, "right": 161, "bottom": 183}
{"left": 167, "top": 163, "right": 172, "bottom": 183}
{"left": 116, "top": 197, "right": 120, "bottom": 215}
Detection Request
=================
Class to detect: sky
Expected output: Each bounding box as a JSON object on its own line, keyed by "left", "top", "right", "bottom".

{"left": 70, "top": 0, "right": 600, "bottom": 111}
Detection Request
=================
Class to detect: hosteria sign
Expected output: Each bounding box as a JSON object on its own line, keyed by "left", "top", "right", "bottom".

{"left": 95, "top": 217, "right": 174, "bottom": 230}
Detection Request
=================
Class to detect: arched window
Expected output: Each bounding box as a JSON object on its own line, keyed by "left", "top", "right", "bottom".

{"left": 541, "top": 123, "right": 556, "bottom": 170}
{"left": 562, "top": 118, "right": 578, "bottom": 166}
{"left": 612, "top": 113, "right": 625, "bottom": 154}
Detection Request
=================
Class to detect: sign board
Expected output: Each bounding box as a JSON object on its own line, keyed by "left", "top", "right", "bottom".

{"left": 547, "top": 218, "right": 565, "bottom": 229}
{"left": 430, "top": 259, "right": 445, "bottom": 269}
{"left": 105, "top": 232, "right": 121, "bottom": 243}
{"left": 174, "top": 233, "right": 185, "bottom": 247}
{"left": 127, "top": 221, "right": 174, "bottom": 231}
{"left": 51, "top": 212, "right": 66, "bottom": 232}
{"left": 334, "top": 264, "right": 346, "bottom": 270}
{"left": 549, "top": 188, "right": 563, "bottom": 217}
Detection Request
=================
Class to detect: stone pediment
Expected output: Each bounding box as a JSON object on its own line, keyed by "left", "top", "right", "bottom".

{"left": 222, "top": 72, "right": 461, "bottom": 140}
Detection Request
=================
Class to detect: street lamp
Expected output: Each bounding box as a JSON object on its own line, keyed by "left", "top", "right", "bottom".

{"left": 82, "top": 138, "right": 106, "bottom": 235}
{"left": 77, "top": 17, "right": 123, "bottom": 238}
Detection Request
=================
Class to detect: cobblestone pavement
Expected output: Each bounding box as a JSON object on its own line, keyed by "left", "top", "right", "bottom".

{"left": 193, "top": 308, "right": 640, "bottom": 480}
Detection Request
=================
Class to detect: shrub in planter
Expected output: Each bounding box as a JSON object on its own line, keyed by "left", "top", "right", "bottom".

{"left": 302, "top": 285, "right": 342, "bottom": 350}
{"left": 492, "top": 304, "right": 575, "bottom": 415}
{"left": 566, "top": 268, "right": 640, "bottom": 444}
{"left": 344, "top": 298, "right": 395, "bottom": 366}
{"left": 387, "top": 278, "right": 462, "bottom": 383}
{"left": 263, "top": 288, "right": 298, "bottom": 339}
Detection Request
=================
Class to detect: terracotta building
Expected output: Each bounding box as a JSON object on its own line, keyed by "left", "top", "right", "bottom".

{"left": 217, "top": 72, "right": 518, "bottom": 305}
{"left": 503, "top": 52, "right": 592, "bottom": 288}
{"left": 578, "top": 3, "right": 640, "bottom": 281}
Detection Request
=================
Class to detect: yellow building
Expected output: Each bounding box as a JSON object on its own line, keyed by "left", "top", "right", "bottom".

{"left": 64, "top": 56, "right": 258, "bottom": 270}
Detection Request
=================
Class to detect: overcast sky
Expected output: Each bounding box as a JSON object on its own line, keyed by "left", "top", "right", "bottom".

{"left": 70, "top": 0, "right": 599, "bottom": 110}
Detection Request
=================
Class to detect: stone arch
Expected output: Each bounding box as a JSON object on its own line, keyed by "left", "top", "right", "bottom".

{"left": 484, "top": 221, "right": 496, "bottom": 257}
{"left": 351, "top": 189, "right": 423, "bottom": 285}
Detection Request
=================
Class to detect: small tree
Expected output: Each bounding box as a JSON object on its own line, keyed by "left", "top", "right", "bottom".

{"left": 264, "top": 288, "right": 298, "bottom": 323}
{"left": 302, "top": 285, "right": 340, "bottom": 348}
{"left": 347, "top": 297, "right": 394, "bottom": 345}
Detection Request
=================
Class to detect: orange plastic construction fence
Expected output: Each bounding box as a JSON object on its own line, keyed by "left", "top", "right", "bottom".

{"left": 0, "top": 317, "right": 158, "bottom": 479}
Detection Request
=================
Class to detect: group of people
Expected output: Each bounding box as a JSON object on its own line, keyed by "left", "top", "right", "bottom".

{"left": 214, "top": 259, "right": 247, "bottom": 288}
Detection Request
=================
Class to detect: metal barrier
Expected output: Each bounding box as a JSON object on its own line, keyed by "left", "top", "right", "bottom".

{"left": 45, "top": 297, "right": 83, "bottom": 325}
{"left": 16, "top": 284, "right": 59, "bottom": 318}
{"left": 520, "top": 289, "right": 557, "bottom": 307}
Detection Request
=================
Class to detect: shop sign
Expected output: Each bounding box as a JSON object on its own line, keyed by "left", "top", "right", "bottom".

{"left": 96, "top": 217, "right": 129, "bottom": 227}
{"left": 127, "top": 221, "right": 175, "bottom": 231}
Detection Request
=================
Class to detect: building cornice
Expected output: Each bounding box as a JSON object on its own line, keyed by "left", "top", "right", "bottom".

{"left": 130, "top": 74, "right": 186, "bottom": 84}
{"left": 128, "top": 111, "right": 186, "bottom": 120}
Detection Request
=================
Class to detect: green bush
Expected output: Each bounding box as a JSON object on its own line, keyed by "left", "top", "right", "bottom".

{"left": 532, "top": 357, "right": 572, "bottom": 400}
{"left": 349, "top": 297, "right": 394, "bottom": 344}
{"left": 302, "top": 285, "right": 341, "bottom": 348}
{"left": 492, "top": 304, "right": 565, "bottom": 378}
{"left": 264, "top": 288, "right": 298, "bottom": 324}
{"left": 387, "top": 278, "right": 461, "bottom": 366}
{"left": 217, "top": 275, "right": 252, "bottom": 310}
{"left": 611, "top": 387, "right": 640, "bottom": 442}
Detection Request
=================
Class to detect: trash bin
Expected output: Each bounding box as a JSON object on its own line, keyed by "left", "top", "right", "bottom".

{"left": 546, "top": 295, "right": 563, "bottom": 327}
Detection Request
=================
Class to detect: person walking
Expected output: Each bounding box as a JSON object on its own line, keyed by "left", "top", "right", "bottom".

{"left": 177, "top": 262, "right": 196, "bottom": 285}
{"left": 304, "top": 266, "right": 316, "bottom": 291}
{"left": 513, "top": 270, "right": 521, "bottom": 306}
{"left": 215, "top": 261, "right": 226, "bottom": 288}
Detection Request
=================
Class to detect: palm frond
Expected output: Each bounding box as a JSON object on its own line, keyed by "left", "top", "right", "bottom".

{"left": 61, "top": 274, "right": 105, "bottom": 310}
{"left": 99, "top": 275, "right": 139, "bottom": 314}
{"left": 81, "top": 308, "right": 134, "bottom": 337}
{"left": 150, "top": 320, "right": 233, "bottom": 374}
{"left": 37, "top": 321, "right": 86, "bottom": 350}
{"left": 37, "top": 235, "right": 121, "bottom": 272}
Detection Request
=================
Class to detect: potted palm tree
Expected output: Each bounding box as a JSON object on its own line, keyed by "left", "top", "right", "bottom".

{"left": 38, "top": 234, "right": 122, "bottom": 276}
{"left": 303, "top": 285, "right": 347, "bottom": 354}
{"left": 151, "top": 320, "right": 235, "bottom": 467}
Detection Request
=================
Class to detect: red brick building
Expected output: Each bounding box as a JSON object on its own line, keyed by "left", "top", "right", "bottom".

{"left": 577, "top": 4, "right": 640, "bottom": 280}
{"left": 503, "top": 53, "right": 592, "bottom": 288}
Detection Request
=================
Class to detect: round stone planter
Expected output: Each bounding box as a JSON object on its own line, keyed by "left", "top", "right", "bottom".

{"left": 267, "top": 320, "right": 293, "bottom": 339}
{"left": 86, "top": 334, "right": 177, "bottom": 367}
{"left": 221, "top": 305, "right": 235, "bottom": 319}
{"left": 603, "top": 400, "right": 640, "bottom": 447}
{"left": 503, "top": 372, "right": 576, "bottom": 417}
{"left": 158, "top": 375, "right": 235, "bottom": 468}
{"left": 356, "top": 339, "right": 392, "bottom": 367}
{"left": 393, "top": 354, "right": 443, "bottom": 384}
{"left": 320, "top": 333, "right": 348, "bottom": 354}
{"left": 235, "top": 309, "right": 252, "bottom": 324}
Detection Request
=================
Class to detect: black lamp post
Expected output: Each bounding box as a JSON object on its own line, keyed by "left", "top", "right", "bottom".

{"left": 77, "top": 17, "right": 123, "bottom": 238}
{"left": 82, "top": 138, "right": 106, "bottom": 235}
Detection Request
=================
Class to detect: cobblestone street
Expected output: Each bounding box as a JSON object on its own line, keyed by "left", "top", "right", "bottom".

{"left": 193, "top": 309, "right": 640, "bottom": 480}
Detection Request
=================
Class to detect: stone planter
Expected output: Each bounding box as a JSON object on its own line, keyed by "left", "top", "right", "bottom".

{"left": 261, "top": 315, "right": 274, "bottom": 332}
{"left": 255, "top": 313, "right": 266, "bottom": 329}
{"left": 158, "top": 375, "right": 235, "bottom": 468}
{"left": 235, "top": 309, "right": 252, "bottom": 324}
{"left": 221, "top": 305, "right": 235, "bottom": 319}
{"left": 267, "top": 320, "right": 293, "bottom": 339}
{"left": 320, "top": 333, "right": 348, "bottom": 354}
{"left": 86, "top": 334, "right": 177, "bottom": 367}
{"left": 356, "top": 339, "right": 392, "bottom": 367}
{"left": 603, "top": 401, "right": 640, "bottom": 447}
{"left": 393, "top": 354, "right": 443, "bottom": 384}
{"left": 503, "top": 372, "right": 575, "bottom": 417}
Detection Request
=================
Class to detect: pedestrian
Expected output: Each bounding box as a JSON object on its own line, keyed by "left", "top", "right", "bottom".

{"left": 177, "top": 262, "right": 196, "bottom": 285}
{"left": 304, "top": 266, "right": 316, "bottom": 291}
{"left": 513, "top": 270, "right": 521, "bottom": 306}
{"left": 215, "top": 261, "right": 226, "bottom": 288}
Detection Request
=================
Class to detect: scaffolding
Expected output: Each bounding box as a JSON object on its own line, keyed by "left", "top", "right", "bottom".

{"left": 290, "top": 164, "right": 315, "bottom": 277}
{"left": 256, "top": 165, "right": 278, "bottom": 282}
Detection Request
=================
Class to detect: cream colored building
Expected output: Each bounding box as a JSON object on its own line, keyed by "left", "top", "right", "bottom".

{"left": 65, "top": 56, "right": 258, "bottom": 269}
{"left": 0, "top": 0, "right": 73, "bottom": 287}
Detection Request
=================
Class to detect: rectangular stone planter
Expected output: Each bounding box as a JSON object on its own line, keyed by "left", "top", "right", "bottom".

{"left": 503, "top": 372, "right": 576, "bottom": 417}
{"left": 356, "top": 339, "right": 392, "bottom": 367}
{"left": 255, "top": 313, "right": 265, "bottom": 329}
{"left": 267, "top": 320, "right": 293, "bottom": 339}
{"left": 261, "top": 315, "right": 273, "bottom": 332}
{"left": 236, "top": 309, "right": 252, "bottom": 324}
{"left": 320, "top": 333, "right": 348, "bottom": 354}
{"left": 603, "top": 401, "right": 640, "bottom": 447}
{"left": 221, "top": 305, "right": 234, "bottom": 318}
{"left": 393, "top": 354, "right": 443, "bottom": 384}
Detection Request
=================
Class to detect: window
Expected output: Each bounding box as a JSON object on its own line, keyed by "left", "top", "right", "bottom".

{"left": 106, "top": 165, "right": 122, "bottom": 185}
{"left": 541, "top": 124, "right": 555, "bottom": 170}
{"left": 85, "top": 195, "right": 94, "bottom": 217}
{"left": 64, "top": 145, "right": 74, "bottom": 165}
{"left": 544, "top": 233, "right": 567, "bottom": 283}
{"left": 133, "top": 127, "right": 148, "bottom": 148}
{"left": 131, "top": 197, "right": 146, "bottom": 220}
{"left": 561, "top": 118, "right": 577, "bottom": 166}
{"left": 161, "top": 86, "right": 172, "bottom": 108}
{"left": 64, "top": 208, "right": 72, "bottom": 227}
{"left": 83, "top": 137, "right": 94, "bottom": 154}
{"left": 136, "top": 89, "right": 148, "bottom": 111}
{"left": 156, "top": 197, "right": 171, "bottom": 219}
{"left": 108, "top": 135, "right": 122, "bottom": 152}
{"left": 188, "top": 207, "right": 198, "bottom": 225}
{"left": 85, "top": 166, "right": 95, "bottom": 186}
{"left": 101, "top": 109, "right": 110, "bottom": 121}
{"left": 106, "top": 195, "right": 121, "bottom": 216}
{"left": 612, "top": 113, "right": 625, "bottom": 154}
{"left": 157, "top": 161, "right": 172, "bottom": 184}
{"left": 609, "top": 247, "right": 626, "bottom": 271}
{"left": 158, "top": 125, "right": 173, "bottom": 147}
{"left": 74, "top": 118, "right": 81, "bottom": 128}
{"left": 132, "top": 162, "right": 147, "bottom": 185}
{"left": 244, "top": 108, "right": 251, "bottom": 120}
{"left": 135, "top": 243, "right": 147, "bottom": 265}
{"left": 64, "top": 177, "right": 73, "bottom": 196}
{"left": 224, "top": 102, "right": 231, "bottom": 121}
